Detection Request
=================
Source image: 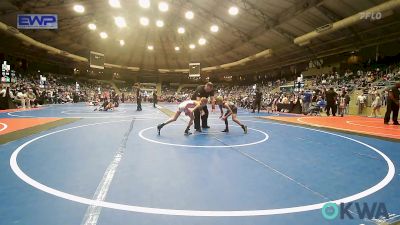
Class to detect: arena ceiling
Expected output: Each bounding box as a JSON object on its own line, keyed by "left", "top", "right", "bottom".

{"left": 0, "top": 0, "right": 400, "bottom": 75}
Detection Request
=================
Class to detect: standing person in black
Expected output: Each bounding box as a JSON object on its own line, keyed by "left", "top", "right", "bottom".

{"left": 325, "top": 87, "right": 338, "bottom": 116}
{"left": 136, "top": 87, "right": 142, "bottom": 111}
{"left": 252, "top": 89, "right": 262, "bottom": 113}
{"left": 384, "top": 83, "right": 400, "bottom": 125}
{"left": 113, "top": 93, "right": 119, "bottom": 107}
{"left": 111, "top": 90, "right": 116, "bottom": 101}
{"left": 153, "top": 91, "right": 158, "bottom": 108}
{"left": 191, "top": 82, "right": 215, "bottom": 132}
{"left": 0, "top": 84, "right": 12, "bottom": 110}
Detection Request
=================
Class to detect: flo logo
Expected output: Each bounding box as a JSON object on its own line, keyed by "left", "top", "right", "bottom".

{"left": 321, "top": 202, "right": 389, "bottom": 220}
{"left": 359, "top": 11, "right": 382, "bottom": 20}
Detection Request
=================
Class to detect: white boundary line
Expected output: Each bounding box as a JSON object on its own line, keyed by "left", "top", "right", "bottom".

{"left": 7, "top": 111, "right": 164, "bottom": 119}
{"left": 7, "top": 112, "right": 34, "bottom": 118}
{"left": 61, "top": 110, "right": 128, "bottom": 115}
{"left": 0, "top": 122, "right": 8, "bottom": 132}
{"left": 81, "top": 119, "right": 135, "bottom": 225}
{"left": 297, "top": 117, "right": 400, "bottom": 138}
{"left": 346, "top": 120, "right": 400, "bottom": 131}
{"left": 139, "top": 124, "right": 268, "bottom": 148}
{"left": 9, "top": 119, "right": 396, "bottom": 217}
{"left": 0, "top": 106, "right": 50, "bottom": 115}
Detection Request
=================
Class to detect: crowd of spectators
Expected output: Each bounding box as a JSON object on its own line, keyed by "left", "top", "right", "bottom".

{"left": 0, "top": 73, "right": 115, "bottom": 110}
{"left": 1, "top": 62, "right": 399, "bottom": 118}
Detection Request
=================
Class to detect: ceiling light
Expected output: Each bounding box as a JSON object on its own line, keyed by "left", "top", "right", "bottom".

{"left": 185, "top": 11, "right": 194, "bottom": 20}
{"left": 175, "top": 46, "right": 180, "bottom": 51}
{"left": 156, "top": 20, "right": 164, "bottom": 27}
{"left": 198, "top": 37, "right": 206, "bottom": 45}
{"left": 114, "top": 16, "right": 126, "bottom": 28}
{"left": 177, "top": 27, "right": 185, "bottom": 34}
{"left": 88, "top": 23, "right": 96, "bottom": 30}
{"left": 109, "top": 0, "right": 121, "bottom": 8}
{"left": 119, "top": 40, "right": 125, "bottom": 46}
{"left": 100, "top": 32, "right": 108, "bottom": 39}
{"left": 73, "top": 5, "right": 85, "bottom": 13}
{"left": 140, "top": 17, "right": 149, "bottom": 26}
{"left": 147, "top": 45, "right": 154, "bottom": 50}
{"left": 138, "top": 0, "right": 150, "bottom": 8}
{"left": 158, "top": 2, "right": 169, "bottom": 12}
{"left": 189, "top": 44, "right": 196, "bottom": 49}
{"left": 228, "top": 6, "right": 239, "bottom": 15}
{"left": 210, "top": 25, "right": 219, "bottom": 33}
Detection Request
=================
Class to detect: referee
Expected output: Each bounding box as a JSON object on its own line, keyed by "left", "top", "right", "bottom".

{"left": 384, "top": 82, "right": 400, "bottom": 125}
{"left": 136, "top": 87, "right": 142, "bottom": 111}
{"left": 153, "top": 91, "right": 157, "bottom": 108}
{"left": 252, "top": 88, "right": 262, "bottom": 113}
{"left": 191, "top": 82, "right": 215, "bottom": 132}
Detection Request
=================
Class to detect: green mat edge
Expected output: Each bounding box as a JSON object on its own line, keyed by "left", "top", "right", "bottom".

{"left": 0, "top": 118, "right": 80, "bottom": 145}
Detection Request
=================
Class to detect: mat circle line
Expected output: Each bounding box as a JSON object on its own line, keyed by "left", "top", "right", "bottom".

{"left": 9, "top": 119, "right": 396, "bottom": 217}
{"left": 139, "top": 124, "right": 268, "bottom": 148}
{"left": 0, "top": 122, "right": 8, "bottom": 132}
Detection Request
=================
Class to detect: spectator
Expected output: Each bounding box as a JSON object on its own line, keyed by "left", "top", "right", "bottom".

{"left": 325, "top": 87, "right": 337, "bottom": 116}
{"left": 370, "top": 92, "right": 382, "bottom": 118}
{"left": 338, "top": 91, "right": 347, "bottom": 117}
{"left": 302, "top": 90, "right": 312, "bottom": 114}
{"left": 14, "top": 88, "right": 28, "bottom": 108}
{"left": 26, "top": 89, "right": 36, "bottom": 108}
{"left": 344, "top": 91, "right": 351, "bottom": 115}
{"left": 356, "top": 93, "right": 367, "bottom": 115}
{"left": 0, "top": 84, "right": 14, "bottom": 109}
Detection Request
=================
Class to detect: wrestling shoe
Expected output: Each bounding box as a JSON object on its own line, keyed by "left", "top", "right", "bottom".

{"left": 184, "top": 129, "right": 192, "bottom": 135}
{"left": 242, "top": 125, "right": 248, "bottom": 134}
{"left": 157, "top": 124, "right": 163, "bottom": 135}
{"left": 202, "top": 126, "right": 210, "bottom": 129}
{"left": 221, "top": 129, "right": 229, "bottom": 133}
{"left": 195, "top": 128, "right": 202, "bottom": 133}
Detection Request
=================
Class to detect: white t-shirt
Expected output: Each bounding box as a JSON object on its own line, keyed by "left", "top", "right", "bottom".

{"left": 282, "top": 97, "right": 289, "bottom": 104}
{"left": 357, "top": 95, "right": 366, "bottom": 104}
{"left": 372, "top": 96, "right": 381, "bottom": 107}
{"left": 16, "top": 92, "right": 26, "bottom": 99}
